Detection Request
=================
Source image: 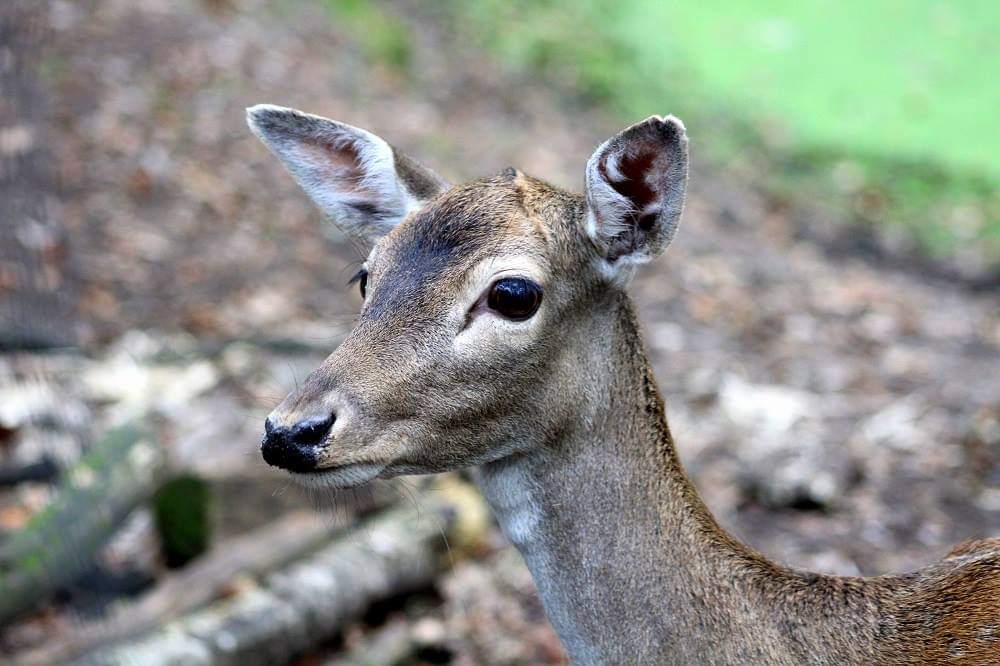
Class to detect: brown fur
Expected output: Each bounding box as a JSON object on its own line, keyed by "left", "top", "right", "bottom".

{"left": 249, "top": 107, "right": 1000, "bottom": 664}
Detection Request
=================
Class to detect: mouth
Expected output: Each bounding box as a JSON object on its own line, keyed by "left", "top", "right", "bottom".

{"left": 290, "top": 462, "right": 386, "bottom": 489}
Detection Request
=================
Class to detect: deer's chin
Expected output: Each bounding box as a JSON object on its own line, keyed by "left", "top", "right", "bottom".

{"left": 290, "top": 462, "right": 386, "bottom": 489}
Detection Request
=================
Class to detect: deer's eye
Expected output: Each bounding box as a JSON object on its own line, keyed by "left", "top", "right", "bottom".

{"left": 487, "top": 277, "right": 542, "bottom": 320}
{"left": 348, "top": 268, "right": 368, "bottom": 298}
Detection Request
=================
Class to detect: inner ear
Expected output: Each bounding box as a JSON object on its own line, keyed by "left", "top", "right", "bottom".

{"left": 585, "top": 115, "right": 688, "bottom": 266}
{"left": 247, "top": 104, "right": 448, "bottom": 245}
{"left": 302, "top": 135, "right": 398, "bottom": 220}
{"left": 600, "top": 147, "right": 660, "bottom": 232}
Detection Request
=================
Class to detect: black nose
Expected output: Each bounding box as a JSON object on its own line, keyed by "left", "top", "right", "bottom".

{"left": 261, "top": 414, "right": 334, "bottom": 473}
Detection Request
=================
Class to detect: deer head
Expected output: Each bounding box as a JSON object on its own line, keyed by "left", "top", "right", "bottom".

{"left": 248, "top": 105, "right": 688, "bottom": 488}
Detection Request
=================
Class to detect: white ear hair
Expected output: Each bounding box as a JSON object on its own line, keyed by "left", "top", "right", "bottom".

{"left": 247, "top": 104, "right": 447, "bottom": 244}
{"left": 584, "top": 115, "right": 688, "bottom": 272}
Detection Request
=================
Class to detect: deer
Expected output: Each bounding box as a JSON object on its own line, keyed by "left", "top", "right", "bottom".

{"left": 247, "top": 104, "right": 1000, "bottom": 664}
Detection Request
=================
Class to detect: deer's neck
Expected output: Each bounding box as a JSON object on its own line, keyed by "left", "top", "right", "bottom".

{"left": 477, "top": 296, "right": 823, "bottom": 663}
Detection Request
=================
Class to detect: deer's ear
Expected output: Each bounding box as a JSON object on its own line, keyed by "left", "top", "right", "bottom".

{"left": 247, "top": 105, "right": 448, "bottom": 244}
{"left": 584, "top": 115, "right": 688, "bottom": 268}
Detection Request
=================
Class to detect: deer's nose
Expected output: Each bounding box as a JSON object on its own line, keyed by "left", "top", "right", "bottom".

{"left": 261, "top": 414, "right": 334, "bottom": 472}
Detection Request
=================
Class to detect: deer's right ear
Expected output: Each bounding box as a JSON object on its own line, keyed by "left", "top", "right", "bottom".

{"left": 247, "top": 105, "right": 448, "bottom": 244}
{"left": 584, "top": 116, "right": 688, "bottom": 272}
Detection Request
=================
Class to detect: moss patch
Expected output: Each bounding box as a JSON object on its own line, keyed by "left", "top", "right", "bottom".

{"left": 153, "top": 475, "right": 211, "bottom": 568}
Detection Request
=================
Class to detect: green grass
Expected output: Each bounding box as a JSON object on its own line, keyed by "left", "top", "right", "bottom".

{"left": 622, "top": 1, "right": 1000, "bottom": 179}
{"left": 447, "top": 0, "right": 1000, "bottom": 272}
{"left": 322, "top": 0, "right": 413, "bottom": 71}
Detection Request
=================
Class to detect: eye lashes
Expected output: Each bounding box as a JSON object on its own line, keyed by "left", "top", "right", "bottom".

{"left": 347, "top": 268, "right": 368, "bottom": 286}
{"left": 348, "top": 267, "right": 369, "bottom": 298}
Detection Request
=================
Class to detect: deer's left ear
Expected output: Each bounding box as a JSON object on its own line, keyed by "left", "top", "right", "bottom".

{"left": 584, "top": 115, "right": 688, "bottom": 269}
{"left": 247, "top": 104, "right": 448, "bottom": 244}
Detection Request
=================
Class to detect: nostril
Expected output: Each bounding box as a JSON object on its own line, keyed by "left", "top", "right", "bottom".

{"left": 290, "top": 414, "right": 335, "bottom": 448}
{"left": 260, "top": 413, "right": 333, "bottom": 473}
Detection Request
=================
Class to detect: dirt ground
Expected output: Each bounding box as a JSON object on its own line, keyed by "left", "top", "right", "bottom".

{"left": 3, "top": 0, "right": 998, "bottom": 662}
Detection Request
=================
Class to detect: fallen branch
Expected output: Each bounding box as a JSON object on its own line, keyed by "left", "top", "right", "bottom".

{"left": 20, "top": 479, "right": 404, "bottom": 662}
{"left": 20, "top": 511, "right": 334, "bottom": 663}
{"left": 0, "top": 421, "right": 167, "bottom": 625}
{"left": 329, "top": 618, "right": 416, "bottom": 666}
{"left": 65, "top": 484, "right": 486, "bottom": 666}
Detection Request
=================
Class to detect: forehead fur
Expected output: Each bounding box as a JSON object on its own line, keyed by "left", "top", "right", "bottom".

{"left": 393, "top": 173, "right": 531, "bottom": 255}
{"left": 364, "top": 174, "right": 544, "bottom": 313}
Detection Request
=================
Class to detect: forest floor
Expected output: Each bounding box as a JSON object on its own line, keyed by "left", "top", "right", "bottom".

{"left": 1, "top": 0, "right": 997, "bottom": 663}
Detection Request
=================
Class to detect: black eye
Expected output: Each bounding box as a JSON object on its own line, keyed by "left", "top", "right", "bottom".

{"left": 487, "top": 277, "right": 543, "bottom": 320}
{"left": 348, "top": 268, "right": 368, "bottom": 298}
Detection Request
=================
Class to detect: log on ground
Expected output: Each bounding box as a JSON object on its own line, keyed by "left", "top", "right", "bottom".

{"left": 73, "top": 486, "right": 485, "bottom": 666}
{"left": 0, "top": 420, "right": 166, "bottom": 625}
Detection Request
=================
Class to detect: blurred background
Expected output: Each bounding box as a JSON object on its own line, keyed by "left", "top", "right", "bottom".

{"left": 1, "top": 0, "right": 997, "bottom": 663}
